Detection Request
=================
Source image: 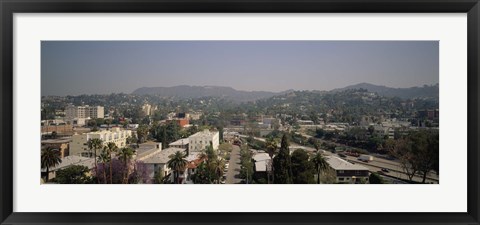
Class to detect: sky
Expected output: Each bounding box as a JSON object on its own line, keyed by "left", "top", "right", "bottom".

{"left": 41, "top": 41, "right": 439, "bottom": 96}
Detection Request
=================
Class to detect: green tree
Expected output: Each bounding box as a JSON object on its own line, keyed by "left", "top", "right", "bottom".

{"left": 167, "top": 151, "right": 188, "bottom": 184}
{"left": 369, "top": 173, "right": 385, "bottom": 184}
{"left": 265, "top": 137, "right": 277, "bottom": 184}
{"left": 291, "top": 149, "right": 315, "bottom": 184}
{"left": 106, "top": 142, "right": 118, "bottom": 184}
{"left": 97, "top": 148, "right": 110, "bottom": 184}
{"left": 154, "top": 168, "right": 165, "bottom": 184}
{"left": 117, "top": 147, "right": 135, "bottom": 184}
{"left": 273, "top": 134, "right": 293, "bottom": 184}
{"left": 55, "top": 165, "right": 93, "bottom": 184}
{"left": 41, "top": 146, "right": 62, "bottom": 182}
{"left": 210, "top": 157, "right": 225, "bottom": 184}
{"left": 136, "top": 124, "right": 149, "bottom": 144}
{"left": 311, "top": 152, "right": 328, "bottom": 184}
{"left": 87, "top": 138, "right": 103, "bottom": 183}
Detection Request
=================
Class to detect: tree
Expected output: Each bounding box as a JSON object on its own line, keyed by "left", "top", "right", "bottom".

{"left": 413, "top": 130, "right": 439, "bottom": 183}
{"left": 97, "top": 148, "right": 110, "bottom": 184}
{"left": 136, "top": 124, "right": 149, "bottom": 144}
{"left": 390, "top": 130, "right": 439, "bottom": 183}
{"left": 117, "top": 147, "right": 135, "bottom": 184}
{"left": 41, "top": 146, "right": 62, "bottom": 182}
{"left": 210, "top": 157, "right": 225, "bottom": 184}
{"left": 167, "top": 151, "right": 188, "bottom": 184}
{"left": 291, "top": 149, "right": 315, "bottom": 184}
{"left": 218, "top": 126, "right": 224, "bottom": 143}
{"left": 87, "top": 138, "right": 103, "bottom": 183}
{"left": 311, "top": 152, "right": 328, "bottom": 184}
{"left": 55, "top": 165, "right": 93, "bottom": 184}
{"left": 391, "top": 137, "right": 418, "bottom": 181}
{"left": 265, "top": 137, "right": 278, "bottom": 184}
{"left": 154, "top": 168, "right": 165, "bottom": 184}
{"left": 273, "top": 134, "right": 293, "bottom": 184}
{"left": 369, "top": 173, "right": 385, "bottom": 184}
{"left": 106, "top": 142, "right": 118, "bottom": 184}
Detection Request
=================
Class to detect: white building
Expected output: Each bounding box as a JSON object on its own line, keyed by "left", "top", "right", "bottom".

{"left": 188, "top": 130, "right": 219, "bottom": 152}
{"left": 65, "top": 104, "right": 104, "bottom": 126}
{"left": 139, "top": 147, "right": 188, "bottom": 183}
{"left": 142, "top": 103, "right": 152, "bottom": 116}
{"left": 70, "top": 127, "right": 132, "bottom": 157}
{"left": 169, "top": 138, "right": 189, "bottom": 149}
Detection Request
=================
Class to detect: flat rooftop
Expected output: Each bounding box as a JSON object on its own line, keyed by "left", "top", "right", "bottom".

{"left": 325, "top": 156, "right": 368, "bottom": 171}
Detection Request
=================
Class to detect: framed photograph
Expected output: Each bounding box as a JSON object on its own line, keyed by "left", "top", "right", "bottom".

{"left": 1, "top": 0, "right": 479, "bottom": 224}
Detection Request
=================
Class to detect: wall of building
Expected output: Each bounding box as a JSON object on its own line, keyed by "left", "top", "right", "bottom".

{"left": 70, "top": 128, "right": 132, "bottom": 157}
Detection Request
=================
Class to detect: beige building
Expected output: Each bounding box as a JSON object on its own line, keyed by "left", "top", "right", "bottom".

{"left": 142, "top": 103, "right": 152, "bottom": 116}
{"left": 188, "top": 130, "right": 219, "bottom": 152}
{"left": 65, "top": 104, "right": 104, "bottom": 126}
{"left": 70, "top": 127, "right": 132, "bottom": 157}
{"left": 41, "top": 138, "right": 71, "bottom": 158}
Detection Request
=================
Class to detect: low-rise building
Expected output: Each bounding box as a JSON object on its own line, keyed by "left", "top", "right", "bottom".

{"left": 188, "top": 130, "right": 219, "bottom": 152}
{"left": 169, "top": 138, "right": 189, "bottom": 150}
{"left": 70, "top": 127, "right": 132, "bottom": 157}
{"left": 139, "top": 147, "right": 188, "bottom": 183}
{"left": 41, "top": 138, "right": 71, "bottom": 158}
{"left": 325, "top": 156, "right": 369, "bottom": 184}
{"left": 42, "top": 155, "right": 95, "bottom": 181}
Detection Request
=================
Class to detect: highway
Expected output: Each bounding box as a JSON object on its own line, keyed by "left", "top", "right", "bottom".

{"left": 239, "top": 134, "right": 439, "bottom": 184}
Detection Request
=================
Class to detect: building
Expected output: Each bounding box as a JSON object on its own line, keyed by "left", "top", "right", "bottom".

{"left": 41, "top": 138, "right": 71, "bottom": 158}
{"left": 42, "top": 155, "right": 95, "bottom": 181}
{"left": 139, "top": 147, "right": 188, "bottom": 183}
{"left": 41, "top": 123, "right": 73, "bottom": 135}
{"left": 65, "top": 104, "right": 104, "bottom": 126}
{"left": 253, "top": 152, "right": 272, "bottom": 174}
{"left": 325, "top": 156, "right": 369, "bottom": 184}
{"left": 70, "top": 127, "right": 132, "bottom": 157}
{"left": 169, "top": 138, "right": 189, "bottom": 150}
{"left": 188, "top": 130, "right": 219, "bottom": 152}
{"left": 167, "top": 118, "right": 189, "bottom": 128}
{"left": 142, "top": 103, "right": 152, "bottom": 116}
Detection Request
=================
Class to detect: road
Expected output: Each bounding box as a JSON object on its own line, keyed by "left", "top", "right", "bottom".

{"left": 225, "top": 145, "right": 242, "bottom": 184}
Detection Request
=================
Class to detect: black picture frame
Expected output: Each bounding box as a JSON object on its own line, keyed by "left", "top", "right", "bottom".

{"left": 1, "top": 0, "right": 479, "bottom": 224}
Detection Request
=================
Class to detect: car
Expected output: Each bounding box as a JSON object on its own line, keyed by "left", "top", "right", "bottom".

{"left": 338, "top": 153, "right": 347, "bottom": 158}
{"left": 381, "top": 168, "right": 390, "bottom": 173}
{"left": 225, "top": 163, "right": 229, "bottom": 169}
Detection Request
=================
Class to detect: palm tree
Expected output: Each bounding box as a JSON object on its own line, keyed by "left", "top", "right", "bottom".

{"left": 311, "top": 152, "right": 328, "bottom": 184}
{"left": 88, "top": 138, "right": 103, "bottom": 183}
{"left": 265, "top": 137, "right": 277, "bottom": 184}
{"left": 117, "top": 147, "right": 135, "bottom": 184}
{"left": 41, "top": 146, "right": 62, "bottom": 182}
{"left": 106, "top": 142, "right": 118, "bottom": 184}
{"left": 210, "top": 157, "right": 225, "bottom": 184}
{"left": 167, "top": 151, "right": 188, "bottom": 184}
{"left": 97, "top": 147, "right": 110, "bottom": 184}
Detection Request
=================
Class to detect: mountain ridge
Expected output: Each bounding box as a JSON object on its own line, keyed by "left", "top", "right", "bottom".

{"left": 132, "top": 83, "right": 438, "bottom": 101}
{"left": 331, "top": 83, "right": 439, "bottom": 99}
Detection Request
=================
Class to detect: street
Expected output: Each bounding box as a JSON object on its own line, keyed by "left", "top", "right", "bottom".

{"left": 225, "top": 145, "right": 242, "bottom": 184}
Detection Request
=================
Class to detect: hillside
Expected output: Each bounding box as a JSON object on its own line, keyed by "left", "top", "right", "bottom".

{"left": 331, "top": 83, "right": 439, "bottom": 100}
{"left": 132, "top": 85, "right": 293, "bottom": 102}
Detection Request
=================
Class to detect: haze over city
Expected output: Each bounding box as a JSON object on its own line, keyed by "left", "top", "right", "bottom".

{"left": 41, "top": 41, "right": 439, "bottom": 96}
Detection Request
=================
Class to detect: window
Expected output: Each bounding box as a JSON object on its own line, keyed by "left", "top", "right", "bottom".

{"left": 338, "top": 170, "right": 344, "bottom": 174}
{"left": 339, "top": 177, "right": 344, "bottom": 181}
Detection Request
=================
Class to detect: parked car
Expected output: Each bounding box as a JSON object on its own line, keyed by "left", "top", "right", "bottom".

{"left": 381, "top": 168, "right": 390, "bottom": 173}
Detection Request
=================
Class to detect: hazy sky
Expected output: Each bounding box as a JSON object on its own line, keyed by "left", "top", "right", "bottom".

{"left": 41, "top": 41, "right": 439, "bottom": 96}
